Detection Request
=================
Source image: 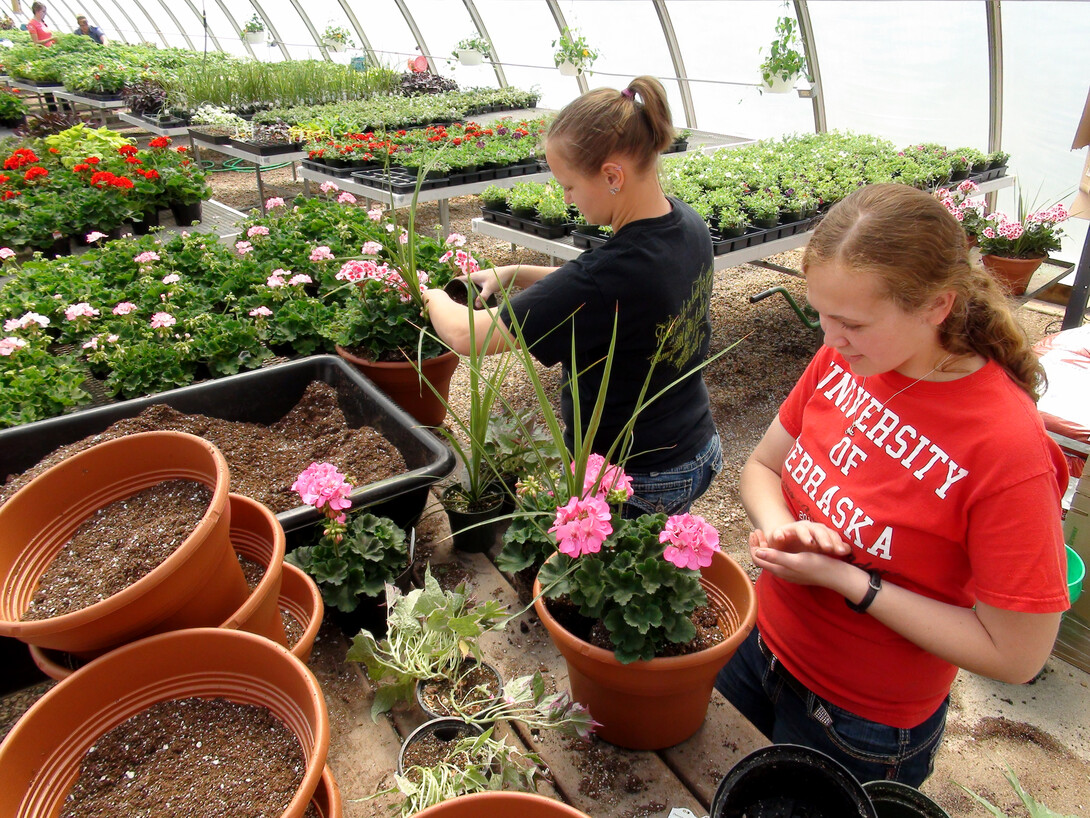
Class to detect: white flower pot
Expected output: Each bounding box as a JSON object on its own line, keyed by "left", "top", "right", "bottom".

{"left": 558, "top": 60, "right": 580, "bottom": 77}
{"left": 324, "top": 39, "right": 346, "bottom": 53}
{"left": 457, "top": 49, "right": 484, "bottom": 66}
{"left": 243, "top": 31, "right": 264, "bottom": 45}
{"left": 762, "top": 74, "right": 798, "bottom": 94}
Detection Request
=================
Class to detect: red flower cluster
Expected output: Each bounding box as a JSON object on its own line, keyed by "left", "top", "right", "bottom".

{"left": 149, "top": 136, "right": 171, "bottom": 149}
{"left": 2, "top": 190, "right": 20, "bottom": 200}
{"left": 89, "top": 170, "right": 134, "bottom": 189}
{"left": 134, "top": 167, "right": 160, "bottom": 180}
{"left": 117, "top": 144, "right": 138, "bottom": 157}
{"left": 124, "top": 157, "right": 143, "bottom": 165}
{"left": 3, "top": 148, "right": 39, "bottom": 170}
{"left": 23, "top": 166, "right": 48, "bottom": 182}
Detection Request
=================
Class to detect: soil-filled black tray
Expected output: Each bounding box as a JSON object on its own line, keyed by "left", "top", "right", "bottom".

{"left": 187, "top": 127, "right": 233, "bottom": 145}
{"left": 0, "top": 355, "right": 454, "bottom": 533}
{"left": 228, "top": 138, "right": 305, "bottom": 156}
{"left": 572, "top": 231, "right": 609, "bottom": 250}
{"left": 300, "top": 159, "right": 358, "bottom": 178}
{"left": 662, "top": 139, "right": 689, "bottom": 154}
{"left": 711, "top": 226, "right": 765, "bottom": 255}
{"left": 66, "top": 90, "right": 123, "bottom": 102}
{"left": 480, "top": 206, "right": 570, "bottom": 239}
{"left": 350, "top": 167, "right": 444, "bottom": 194}
{"left": 140, "top": 114, "right": 187, "bottom": 129}
{"left": 15, "top": 79, "right": 63, "bottom": 87}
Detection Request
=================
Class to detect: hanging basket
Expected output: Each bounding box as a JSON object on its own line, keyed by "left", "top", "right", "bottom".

{"left": 761, "top": 73, "right": 798, "bottom": 94}
{"left": 557, "top": 61, "right": 580, "bottom": 77}
{"left": 457, "top": 49, "right": 484, "bottom": 66}
{"left": 244, "top": 30, "right": 264, "bottom": 45}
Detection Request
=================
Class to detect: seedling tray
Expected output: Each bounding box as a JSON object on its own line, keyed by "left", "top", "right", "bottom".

{"left": 572, "top": 231, "right": 609, "bottom": 250}
{"left": 480, "top": 206, "right": 570, "bottom": 239}
{"left": 300, "top": 159, "right": 357, "bottom": 178}
{"left": 187, "top": 127, "right": 233, "bottom": 145}
{"left": 228, "top": 138, "right": 305, "bottom": 156}
{"left": 0, "top": 355, "right": 453, "bottom": 533}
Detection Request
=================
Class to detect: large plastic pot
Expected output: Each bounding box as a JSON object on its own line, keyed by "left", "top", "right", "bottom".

{"left": 0, "top": 431, "right": 246, "bottom": 658}
{"left": 414, "top": 791, "right": 592, "bottom": 817}
{"left": 533, "top": 549, "right": 756, "bottom": 750}
{"left": 279, "top": 560, "right": 324, "bottom": 663}
{"left": 863, "top": 780, "right": 951, "bottom": 818}
{"left": 335, "top": 345, "right": 460, "bottom": 427}
{"left": 310, "top": 766, "right": 343, "bottom": 818}
{"left": 0, "top": 628, "right": 329, "bottom": 817}
{"left": 710, "top": 744, "right": 876, "bottom": 818}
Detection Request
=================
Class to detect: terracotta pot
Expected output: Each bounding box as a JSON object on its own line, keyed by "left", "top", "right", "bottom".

{"left": 28, "top": 493, "right": 288, "bottom": 681}
{"left": 0, "top": 628, "right": 329, "bottom": 817}
{"left": 335, "top": 345, "right": 460, "bottom": 426}
{"left": 0, "top": 431, "right": 246, "bottom": 659}
{"left": 310, "top": 766, "right": 343, "bottom": 818}
{"left": 533, "top": 550, "right": 756, "bottom": 750}
{"left": 414, "top": 791, "right": 592, "bottom": 817}
{"left": 280, "top": 561, "right": 324, "bottom": 663}
{"left": 981, "top": 254, "right": 1045, "bottom": 296}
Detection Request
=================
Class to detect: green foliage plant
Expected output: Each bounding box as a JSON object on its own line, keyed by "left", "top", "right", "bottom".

{"left": 759, "top": 6, "right": 809, "bottom": 88}
{"left": 453, "top": 35, "right": 493, "bottom": 60}
{"left": 0, "top": 90, "right": 28, "bottom": 122}
{"left": 479, "top": 184, "right": 508, "bottom": 210}
{"left": 552, "top": 26, "right": 598, "bottom": 73}
{"left": 346, "top": 568, "right": 509, "bottom": 718}
{"left": 242, "top": 14, "right": 265, "bottom": 34}
{"left": 322, "top": 24, "right": 354, "bottom": 47}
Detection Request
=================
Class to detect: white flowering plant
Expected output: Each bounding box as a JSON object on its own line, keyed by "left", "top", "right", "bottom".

{"left": 978, "top": 201, "right": 1068, "bottom": 260}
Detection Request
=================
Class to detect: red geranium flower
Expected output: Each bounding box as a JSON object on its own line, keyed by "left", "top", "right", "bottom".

{"left": 149, "top": 136, "right": 171, "bottom": 149}
{"left": 117, "top": 145, "right": 138, "bottom": 156}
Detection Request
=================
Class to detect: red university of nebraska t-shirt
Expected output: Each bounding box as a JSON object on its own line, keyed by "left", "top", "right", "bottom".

{"left": 759, "top": 346, "right": 1069, "bottom": 728}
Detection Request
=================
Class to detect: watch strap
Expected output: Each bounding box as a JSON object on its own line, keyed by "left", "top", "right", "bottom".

{"left": 846, "top": 570, "right": 882, "bottom": 613}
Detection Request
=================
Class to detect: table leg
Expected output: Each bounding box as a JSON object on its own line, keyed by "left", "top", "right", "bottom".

{"left": 255, "top": 163, "right": 268, "bottom": 215}
{"left": 438, "top": 199, "right": 450, "bottom": 235}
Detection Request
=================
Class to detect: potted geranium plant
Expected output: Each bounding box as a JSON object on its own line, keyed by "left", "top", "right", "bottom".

{"left": 552, "top": 26, "right": 598, "bottom": 76}
{"left": 322, "top": 23, "right": 354, "bottom": 52}
{"left": 759, "top": 7, "right": 809, "bottom": 93}
{"left": 242, "top": 14, "right": 265, "bottom": 44}
{"left": 0, "top": 88, "right": 28, "bottom": 128}
{"left": 977, "top": 198, "right": 1068, "bottom": 295}
{"left": 936, "top": 180, "right": 987, "bottom": 246}
{"left": 453, "top": 35, "right": 493, "bottom": 66}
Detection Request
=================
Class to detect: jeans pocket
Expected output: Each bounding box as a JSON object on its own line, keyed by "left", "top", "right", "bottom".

{"left": 625, "top": 476, "right": 694, "bottom": 516}
{"left": 819, "top": 701, "right": 905, "bottom": 766}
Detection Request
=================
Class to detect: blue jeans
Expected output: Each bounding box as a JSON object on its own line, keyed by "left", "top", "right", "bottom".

{"left": 715, "top": 628, "right": 947, "bottom": 787}
{"left": 621, "top": 432, "right": 722, "bottom": 519}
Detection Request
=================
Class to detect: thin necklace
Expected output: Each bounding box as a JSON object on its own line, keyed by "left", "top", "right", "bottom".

{"left": 845, "top": 354, "right": 952, "bottom": 436}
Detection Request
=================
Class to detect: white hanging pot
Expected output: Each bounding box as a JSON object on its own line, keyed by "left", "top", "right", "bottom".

{"left": 244, "top": 31, "right": 263, "bottom": 45}
{"left": 324, "top": 39, "right": 346, "bottom": 52}
{"left": 762, "top": 74, "right": 797, "bottom": 94}
{"left": 558, "top": 60, "right": 580, "bottom": 77}
{"left": 457, "top": 49, "right": 484, "bottom": 66}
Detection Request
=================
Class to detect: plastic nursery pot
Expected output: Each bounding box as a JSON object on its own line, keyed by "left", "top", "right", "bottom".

{"left": 0, "top": 628, "right": 329, "bottom": 818}
{"left": 279, "top": 560, "right": 325, "bottom": 663}
{"left": 414, "top": 659, "right": 503, "bottom": 720}
{"left": 0, "top": 431, "right": 246, "bottom": 659}
{"left": 413, "top": 791, "right": 592, "bottom": 817}
{"left": 28, "top": 492, "right": 288, "bottom": 682}
{"left": 863, "top": 780, "right": 951, "bottom": 818}
{"left": 710, "top": 744, "right": 876, "bottom": 818}
{"left": 310, "top": 765, "right": 344, "bottom": 818}
{"left": 397, "top": 717, "right": 485, "bottom": 776}
{"left": 1067, "top": 544, "right": 1085, "bottom": 604}
{"left": 441, "top": 485, "right": 505, "bottom": 554}
{"left": 335, "top": 346, "right": 460, "bottom": 427}
{"left": 980, "top": 254, "right": 1045, "bottom": 297}
{"left": 533, "top": 549, "right": 756, "bottom": 750}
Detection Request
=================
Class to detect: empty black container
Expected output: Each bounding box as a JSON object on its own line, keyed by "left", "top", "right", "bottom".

{"left": 863, "top": 781, "right": 951, "bottom": 818}
{"left": 711, "top": 744, "right": 877, "bottom": 818}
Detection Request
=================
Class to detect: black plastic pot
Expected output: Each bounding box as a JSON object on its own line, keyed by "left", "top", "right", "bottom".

{"left": 711, "top": 745, "right": 877, "bottom": 818}
{"left": 0, "top": 355, "right": 454, "bottom": 534}
{"left": 441, "top": 486, "right": 504, "bottom": 554}
{"left": 131, "top": 208, "right": 162, "bottom": 235}
{"left": 415, "top": 660, "right": 503, "bottom": 720}
{"left": 169, "top": 200, "right": 203, "bottom": 226}
{"left": 397, "top": 718, "right": 485, "bottom": 776}
{"left": 863, "top": 781, "right": 950, "bottom": 818}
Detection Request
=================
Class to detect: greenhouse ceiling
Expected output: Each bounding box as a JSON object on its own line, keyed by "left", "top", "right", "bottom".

{"left": 5, "top": 0, "right": 1089, "bottom": 259}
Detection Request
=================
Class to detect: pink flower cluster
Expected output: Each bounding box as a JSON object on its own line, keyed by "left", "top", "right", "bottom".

{"left": 309, "top": 245, "right": 334, "bottom": 262}
{"left": 0, "top": 247, "right": 15, "bottom": 260}
{"left": 361, "top": 240, "right": 383, "bottom": 256}
{"left": 579, "top": 453, "right": 634, "bottom": 502}
{"left": 659, "top": 514, "right": 720, "bottom": 570}
{"left": 133, "top": 251, "right": 160, "bottom": 264}
{"left": 265, "top": 197, "right": 286, "bottom": 209}
{"left": 0, "top": 336, "right": 28, "bottom": 355}
{"left": 249, "top": 306, "right": 273, "bottom": 318}
{"left": 438, "top": 248, "right": 481, "bottom": 277}
{"left": 162, "top": 273, "right": 180, "bottom": 285}
{"left": 1025, "top": 203, "right": 1069, "bottom": 226}
{"left": 336, "top": 259, "right": 427, "bottom": 303}
{"left": 150, "top": 311, "right": 176, "bottom": 329}
{"left": 3, "top": 311, "right": 49, "bottom": 332}
{"left": 64, "top": 302, "right": 99, "bottom": 321}
{"left": 549, "top": 495, "right": 613, "bottom": 557}
{"left": 113, "top": 301, "right": 136, "bottom": 316}
{"left": 292, "top": 461, "right": 353, "bottom": 523}
{"left": 247, "top": 225, "right": 270, "bottom": 238}
{"left": 235, "top": 240, "right": 254, "bottom": 255}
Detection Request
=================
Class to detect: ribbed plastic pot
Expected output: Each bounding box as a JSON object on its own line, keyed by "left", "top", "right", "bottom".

{"left": 310, "top": 766, "right": 343, "bottom": 818}
{"left": 414, "top": 660, "right": 503, "bottom": 720}
{"left": 0, "top": 431, "right": 246, "bottom": 658}
{"left": 441, "top": 485, "right": 504, "bottom": 554}
{"left": 397, "top": 718, "right": 484, "bottom": 776}
{"left": 863, "top": 780, "right": 951, "bottom": 818}
{"left": 711, "top": 744, "right": 876, "bottom": 818}
{"left": 980, "top": 254, "right": 1045, "bottom": 296}
{"left": 413, "top": 791, "right": 592, "bottom": 817}
{"left": 0, "top": 628, "right": 329, "bottom": 817}
{"left": 335, "top": 345, "right": 460, "bottom": 427}
{"left": 533, "top": 549, "right": 756, "bottom": 750}
{"left": 279, "top": 561, "right": 324, "bottom": 663}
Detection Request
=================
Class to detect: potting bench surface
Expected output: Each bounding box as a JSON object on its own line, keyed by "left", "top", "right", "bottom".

{"left": 305, "top": 493, "right": 770, "bottom": 818}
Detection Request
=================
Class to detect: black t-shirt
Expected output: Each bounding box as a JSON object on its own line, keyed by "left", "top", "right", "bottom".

{"left": 500, "top": 197, "right": 715, "bottom": 471}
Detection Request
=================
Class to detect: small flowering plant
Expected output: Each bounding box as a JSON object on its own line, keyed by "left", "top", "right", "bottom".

{"left": 978, "top": 201, "right": 1068, "bottom": 260}
{"left": 936, "top": 180, "right": 987, "bottom": 239}
{"left": 285, "top": 461, "right": 412, "bottom": 613}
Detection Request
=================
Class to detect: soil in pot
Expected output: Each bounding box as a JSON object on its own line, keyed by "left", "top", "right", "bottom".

{"left": 543, "top": 595, "right": 725, "bottom": 658}
{"left": 238, "top": 554, "right": 303, "bottom": 651}
{"left": 21, "top": 479, "right": 212, "bottom": 621}
{"left": 0, "top": 382, "right": 406, "bottom": 515}
{"left": 399, "top": 718, "right": 485, "bottom": 773}
{"left": 416, "top": 660, "right": 502, "bottom": 719}
{"left": 61, "top": 696, "right": 306, "bottom": 817}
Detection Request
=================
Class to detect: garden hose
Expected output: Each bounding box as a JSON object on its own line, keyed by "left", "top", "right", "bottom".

{"left": 202, "top": 157, "right": 296, "bottom": 173}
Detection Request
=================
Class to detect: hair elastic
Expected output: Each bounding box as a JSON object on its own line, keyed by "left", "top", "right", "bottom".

{"left": 621, "top": 88, "right": 636, "bottom": 100}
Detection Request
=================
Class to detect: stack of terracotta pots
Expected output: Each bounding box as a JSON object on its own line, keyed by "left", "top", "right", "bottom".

{"left": 0, "top": 431, "right": 336, "bottom": 816}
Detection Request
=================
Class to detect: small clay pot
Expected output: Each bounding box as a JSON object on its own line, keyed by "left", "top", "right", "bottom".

{"left": 279, "top": 561, "right": 324, "bottom": 663}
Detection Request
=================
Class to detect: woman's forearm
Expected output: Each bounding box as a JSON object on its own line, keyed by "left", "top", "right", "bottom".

{"left": 740, "top": 457, "right": 797, "bottom": 532}
{"left": 506, "top": 264, "right": 556, "bottom": 289}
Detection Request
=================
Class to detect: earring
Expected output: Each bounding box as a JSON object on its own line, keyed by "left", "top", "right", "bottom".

{"left": 609, "top": 187, "right": 619, "bottom": 195}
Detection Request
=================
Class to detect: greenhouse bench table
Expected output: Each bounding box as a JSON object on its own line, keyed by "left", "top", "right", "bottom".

{"left": 115, "top": 111, "right": 191, "bottom": 138}
{"left": 189, "top": 133, "right": 307, "bottom": 215}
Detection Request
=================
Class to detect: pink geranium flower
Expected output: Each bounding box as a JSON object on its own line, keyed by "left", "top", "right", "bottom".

{"left": 265, "top": 197, "right": 286, "bottom": 209}
{"left": 288, "top": 273, "right": 312, "bottom": 286}
{"left": 64, "top": 302, "right": 99, "bottom": 321}
{"left": 337, "top": 191, "right": 357, "bottom": 204}
{"left": 0, "top": 336, "right": 27, "bottom": 356}
{"left": 235, "top": 240, "right": 253, "bottom": 255}
{"left": 319, "top": 180, "right": 339, "bottom": 194}
{"left": 549, "top": 495, "right": 613, "bottom": 558}
{"left": 578, "top": 454, "right": 633, "bottom": 502}
{"left": 134, "top": 251, "right": 160, "bottom": 264}
{"left": 292, "top": 462, "right": 353, "bottom": 523}
{"left": 249, "top": 306, "right": 273, "bottom": 317}
{"left": 659, "top": 513, "right": 720, "bottom": 570}
{"left": 85, "top": 231, "right": 108, "bottom": 243}
{"left": 445, "top": 232, "right": 467, "bottom": 247}
{"left": 113, "top": 301, "right": 136, "bottom": 315}
{"left": 309, "top": 245, "right": 334, "bottom": 262}
{"left": 162, "top": 273, "right": 180, "bottom": 284}
{"left": 150, "top": 311, "right": 176, "bottom": 329}
{"left": 266, "top": 272, "right": 287, "bottom": 287}
{"left": 367, "top": 205, "right": 383, "bottom": 222}
{"left": 4, "top": 312, "right": 49, "bottom": 331}
{"left": 0, "top": 247, "right": 15, "bottom": 260}
{"left": 361, "top": 241, "right": 383, "bottom": 256}
{"left": 247, "top": 225, "right": 270, "bottom": 238}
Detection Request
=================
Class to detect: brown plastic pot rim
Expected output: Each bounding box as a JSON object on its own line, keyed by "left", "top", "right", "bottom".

{"left": 532, "top": 550, "right": 756, "bottom": 669}
{"left": 220, "top": 494, "right": 285, "bottom": 631}
{"left": 335, "top": 345, "right": 459, "bottom": 368}
{"left": 0, "top": 628, "right": 328, "bottom": 818}
{"left": 0, "top": 431, "right": 230, "bottom": 629}
{"left": 279, "top": 561, "right": 324, "bottom": 661}
{"left": 413, "top": 790, "right": 592, "bottom": 816}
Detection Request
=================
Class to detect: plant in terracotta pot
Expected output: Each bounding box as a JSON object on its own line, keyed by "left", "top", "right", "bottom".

{"left": 285, "top": 461, "right": 413, "bottom": 614}
{"left": 935, "top": 180, "right": 987, "bottom": 245}
{"left": 345, "top": 567, "right": 508, "bottom": 719}
{"left": 977, "top": 196, "right": 1068, "bottom": 295}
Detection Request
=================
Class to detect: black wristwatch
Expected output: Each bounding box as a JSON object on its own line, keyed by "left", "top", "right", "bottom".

{"left": 846, "top": 570, "right": 882, "bottom": 613}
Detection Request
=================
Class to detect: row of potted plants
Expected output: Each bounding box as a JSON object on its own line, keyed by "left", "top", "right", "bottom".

{"left": 0, "top": 130, "right": 208, "bottom": 253}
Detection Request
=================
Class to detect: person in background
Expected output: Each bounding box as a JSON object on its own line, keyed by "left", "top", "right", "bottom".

{"left": 424, "top": 76, "right": 721, "bottom": 518}
{"left": 715, "top": 182, "right": 1069, "bottom": 786}
{"left": 27, "top": 2, "right": 55, "bottom": 45}
{"left": 74, "top": 15, "right": 107, "bottom": 45}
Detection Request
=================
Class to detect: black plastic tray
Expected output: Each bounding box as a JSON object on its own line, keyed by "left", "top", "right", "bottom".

{"left": 0, "top": 355, "right": 454, "bottom": 533}
{"left": 187, "top": 127, "right": 233, "bottom": 145}
{"left": 480, "top": 206, "right": 571, "bottom": 239}
{"left": 228, "top": 138, "right": 305, "bottom": 156}
{"left": 572, "top": 231, "right": 609, "bottom": 250}
{"left": 300, "top": 158, "right": 357, "bottom": 178}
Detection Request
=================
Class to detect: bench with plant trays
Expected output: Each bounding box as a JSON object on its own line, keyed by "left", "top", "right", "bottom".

{"left": 479, "top": 181, "right": 573, "bottom": 239}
